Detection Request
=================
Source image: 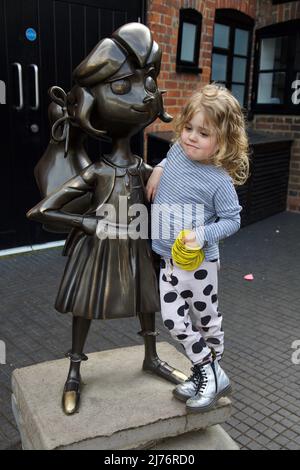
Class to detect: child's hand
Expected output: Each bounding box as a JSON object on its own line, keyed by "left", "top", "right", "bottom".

{"left": 146, "top": 166, "right": 164, "bottom": 202}
{"left": 182, "top": 230, "right": 200, "bottom": 248}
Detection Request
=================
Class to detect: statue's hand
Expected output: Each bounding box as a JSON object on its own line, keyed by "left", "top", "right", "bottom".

{"left": 81, "top": 217, "right": 98, "bottom": 236}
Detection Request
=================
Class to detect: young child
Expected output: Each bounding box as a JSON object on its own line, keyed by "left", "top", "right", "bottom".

{"left": 147, "top": 84, "right": 249, "bottom": 412}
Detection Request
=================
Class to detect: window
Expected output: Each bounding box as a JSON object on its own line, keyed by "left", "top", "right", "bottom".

{"left": 176, "top": 9, "right": 202, "bottom": 74}
{"left": 252, "top": 20, "right": 300, "bottom": 114}
{"left": 211, "top": 9, "right": 254, "bottom": 108}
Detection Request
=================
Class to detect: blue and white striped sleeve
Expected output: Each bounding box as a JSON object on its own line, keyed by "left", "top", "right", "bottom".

{"left": 156, "top": 158, "right": 167, "bottom": 168}
{"left": 196, "top": 179, "right": 241, "bottom": 246}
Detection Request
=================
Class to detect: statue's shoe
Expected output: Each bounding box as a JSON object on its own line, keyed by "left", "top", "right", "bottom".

{"left": 62, "top": 377, "right": 81, "bottom": 415}
{"left": 143, "top": 359, "right": 187, "bottom": 384}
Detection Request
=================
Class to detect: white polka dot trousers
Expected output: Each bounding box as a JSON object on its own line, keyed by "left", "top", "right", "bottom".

{"left": 159, "top": 258, "right": 224, "bottom": 365}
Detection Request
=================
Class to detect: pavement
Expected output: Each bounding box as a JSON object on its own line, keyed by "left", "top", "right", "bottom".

{"left": 0, "top": 211, "right": 300, "bottom": 450}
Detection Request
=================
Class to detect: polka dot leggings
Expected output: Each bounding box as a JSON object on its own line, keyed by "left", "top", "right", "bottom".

{"left": 160, "top": 258, "right": 224, "bottom": 365}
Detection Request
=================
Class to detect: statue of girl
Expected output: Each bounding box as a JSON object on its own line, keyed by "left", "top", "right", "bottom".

{"left": 27, "top": 23, "right": 186, "bottom": 415}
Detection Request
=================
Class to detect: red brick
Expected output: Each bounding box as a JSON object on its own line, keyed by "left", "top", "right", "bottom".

{"left": 272, "top": 124, "right": 290, "bottom": 130}
{"left": 154, "top": 4, "right": 170, "bottom": 15}
{"left": 164, "top": 81, "right": 178, "bottom": 89}
{"left": 164, "top": 98, "right": 178, "bottom": 106}
{"left": 256, "top": 123, "right": 273, "bottom": 130}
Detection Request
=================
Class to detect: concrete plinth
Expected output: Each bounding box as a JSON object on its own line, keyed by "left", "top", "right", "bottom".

{"left": 12, "top": 342, "right": 234, "bottom": 450}
{"left": 151, "top": 425, "right": 239, "bottom": 450}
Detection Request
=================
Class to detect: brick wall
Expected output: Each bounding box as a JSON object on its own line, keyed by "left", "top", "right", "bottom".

{"left": 255, "top": 0, "right": 300, "bottom": 26}
{"left": 147, "top": 0, "right": 255, "bottom": 133}
{"left": 146, "top": 0, "right": 300, "bottom": 212}
{"left": 250, "top": 0, "right": 300, "bottom": 212}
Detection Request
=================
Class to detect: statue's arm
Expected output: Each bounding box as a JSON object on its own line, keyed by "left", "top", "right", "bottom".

{"left": 27, "top": 166, "right": 95, "bottom": 231}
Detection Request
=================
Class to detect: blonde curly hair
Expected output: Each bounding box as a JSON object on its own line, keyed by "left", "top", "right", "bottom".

{"left": 174, "top": 83, "right": 249, "bottom": 185}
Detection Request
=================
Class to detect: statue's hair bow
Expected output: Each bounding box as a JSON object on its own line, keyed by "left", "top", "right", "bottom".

{"left": 49, "top": 86, "right": 70, "bottom": 156}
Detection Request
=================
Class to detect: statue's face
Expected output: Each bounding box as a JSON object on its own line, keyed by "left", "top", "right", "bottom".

{"left": 90, "top": 61, "right": 161, "bottom": 138}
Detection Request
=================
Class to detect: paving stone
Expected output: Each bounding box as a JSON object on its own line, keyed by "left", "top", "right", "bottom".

{"left": 273, "top": 435, "right": 292, "bottom": 447}
{"left": 246, "top": 441, "right": 265, "bottom": 450}
{"left": 235, "top": 422, "right": 250, "bottom": 434}
{"left": 250, "top": 421, "right": 268, "bottom": 433}
{"left": 262, "top": 428, "right": 279, "bottom": 440}
{"left": 245, "top": 429, "right": 261, "bottom": 440}
{"left": 281, "top": 429, "right": 300, "bottom": 440}
{"left": 254, "top": 434, "right": 273, "bottom": 446}
{"left": 284, "top": 441, "right": 300, "bottom": 450}
{"left": 280, "top": 418, "right": 296, "bottom": 429}
{"left": 0, "top": 436, "right": 11, "bottom": 451}
{"left": 224, "top": 427, "right": 242, "bottom": 440}
{"left": 235, "top": 434, "right": 252, "bottom": 447}
{"left": 266, "top": 441, "right": 283, "bottom": 450}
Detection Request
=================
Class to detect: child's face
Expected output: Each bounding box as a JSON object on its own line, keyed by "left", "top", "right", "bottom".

{"left": 180, "top": 110, "right": 218, "bottom": 163}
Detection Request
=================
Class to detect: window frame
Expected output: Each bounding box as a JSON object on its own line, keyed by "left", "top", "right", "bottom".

{"left": 211, "top": 9, "right": 254, "bottom": 108}
{"left": 176, "top": 8, "right": 202, "bottom": 74}
{"left": 252, "top": 20, "right": 300, "bottom": 115}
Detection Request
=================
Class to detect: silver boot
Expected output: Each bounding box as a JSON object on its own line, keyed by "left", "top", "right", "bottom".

{"left": 173, "top": 365, "right": 203, "bottom": 402}
{"left": 186, "top": 360, "right": 232, "bottom": 413}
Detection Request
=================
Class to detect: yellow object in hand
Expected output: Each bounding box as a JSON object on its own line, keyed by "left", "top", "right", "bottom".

{"left": 171, "top": 230, "right": 205, "bottom": 271}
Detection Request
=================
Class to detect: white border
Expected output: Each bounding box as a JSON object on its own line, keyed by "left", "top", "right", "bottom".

{"left": 0, "top": 240, "right": 65, "bottom": 258}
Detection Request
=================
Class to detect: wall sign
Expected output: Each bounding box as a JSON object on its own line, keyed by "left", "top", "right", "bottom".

{"left": 25, "top": 28, "right": 37, "bottom": 42}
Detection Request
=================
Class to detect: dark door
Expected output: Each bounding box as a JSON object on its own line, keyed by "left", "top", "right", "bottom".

{"left": 0, "top": 0, "right": 145, "bottom": 249}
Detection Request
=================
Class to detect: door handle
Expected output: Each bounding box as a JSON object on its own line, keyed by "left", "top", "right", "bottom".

{"left": 12, "top": 63, "right": 24, "bottom": 111}
{"left": 29, "top": 64, "right": 39, "bottom": 110}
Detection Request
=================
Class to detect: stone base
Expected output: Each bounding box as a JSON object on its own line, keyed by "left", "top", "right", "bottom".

{"left": 150, "top": 425, "right": 239, "bottom": 450}
{"left": 12, "top": 342, "right": 234, "bottom": 450}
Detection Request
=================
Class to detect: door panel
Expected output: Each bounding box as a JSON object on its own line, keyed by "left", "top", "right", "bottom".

{"left": 0, "top": 1, "right": 13, "bottom": 247}
{"left": 0, "top": 0, "right": 144, "bottom": 249}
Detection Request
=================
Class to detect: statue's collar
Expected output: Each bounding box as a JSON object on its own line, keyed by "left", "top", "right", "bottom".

{"left": 102, "top": 155, "right": 142, "bottom": 175}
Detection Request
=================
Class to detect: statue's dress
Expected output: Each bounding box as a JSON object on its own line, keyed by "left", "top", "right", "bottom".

{"left": 54, "top": 156, "right": 160, "bottom": 319}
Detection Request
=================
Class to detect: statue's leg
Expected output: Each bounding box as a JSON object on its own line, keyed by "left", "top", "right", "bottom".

{"left": 62, "top": 316, "right": 91, "bottom": 415}
{"left": 138, "top": 311, "right": 187, "bottom": 384}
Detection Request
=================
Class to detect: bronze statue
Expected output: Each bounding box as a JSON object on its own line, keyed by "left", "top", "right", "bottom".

{"left": 27, "top": 23, "right": 187, "bottom": 415}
